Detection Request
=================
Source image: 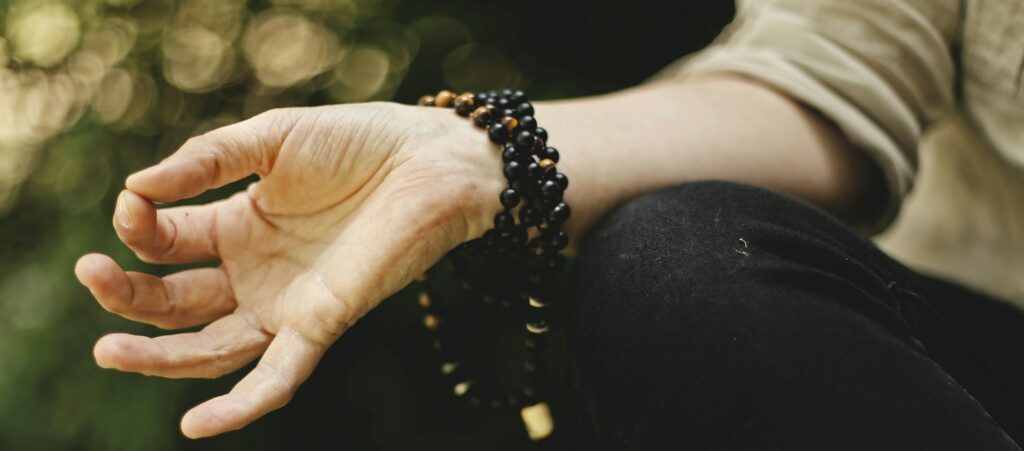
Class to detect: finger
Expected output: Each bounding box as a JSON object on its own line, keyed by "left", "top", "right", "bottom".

{"left": 180, "top": 327, "right": 327, "bottom": 438}
{"left": 113, "top": 190, "right": 221, "bottom": 264}
{"left": 92, "top": 311, "right": 270, "bottom": 378}
{"left": 126, "top": 110, "right": 295, "bottom": 202}
{"left": 75, "top": 254, "right": 236, "bottom": 329}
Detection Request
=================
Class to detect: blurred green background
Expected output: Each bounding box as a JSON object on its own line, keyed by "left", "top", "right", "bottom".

{"left": 0, "top": 0, "right": 731, "bottom": 449}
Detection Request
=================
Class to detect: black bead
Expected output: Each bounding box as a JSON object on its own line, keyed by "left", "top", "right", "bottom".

{"left": 503, "top": 160, "right": 524, "bottom": 180}
{"left": 521, "top": 385, "right": 538, "bottom": 403}
{"left": 487, "top": 90, "right": 499, "bottom": 97}
{"left": 548, "top": 229, "right": 569, "bottom": 250}
{"left": 540, "top": 180, "right": 562, "bottom": 202}
{"left": 500, "top": 88, "right": 513, "bottom": 97}
{"left": 519, "top": 206, "right": 542, "bottom": 226}
{"left": 518, "top": 115, "right": 537, "bottom": 132}
{"left": 549, "top": 171, "right": 569, "bottom": 190}
{"left": 544, "top": 253, "right": 567, "bottom": 273}
{"left": 500, "top": 188, "right": 522, "bottom": 208}
{"left": 525, "top": 161, "right": 542, "bottom": 180}
{"left": 524, "top": 334, "right": 546, "bottom": 350}
{"left": 515, "top": 102, "right": 534, "bottom": 116}
{"left": 482, "top": 229, "right": 499, "bottom": 247}
{"left": 509, "top": 90, "right": 527, "bottom": 104}
{"left": 500, "top": 108, "right": 516, "bottom": 118}
{"left": 501, "top": 145, "right": 520, "bottom": 163}
{"left": 524, "top": 358, "right": 544, "bottom": 374}
{"left": 508, "top": 225, "right": 528, "bottom": 246}
{"left": 484, "top": 96, "right": 498, "bottom": 107}
{"left": 529, "top": 237, "right": 549, "bottom": 256}
{"left": 534, "top": 127, "right": 548, "bottom": 142}
{"left": 514, "top": 130, "right": 535, "bottom": 148}
{"left": 487, "top": 123, "right": 508, "bottom": 144}
{"left": 496, "top": 97, "right": 510, "bottom": 109}
{"left": 539, "top": 146, "right": 560, "bottom": 163}
{"left": 548, "top": 202, "right": 571, "bottom": 223}
{"left": 494, "top": 210, "right": 515, "bottom": 229}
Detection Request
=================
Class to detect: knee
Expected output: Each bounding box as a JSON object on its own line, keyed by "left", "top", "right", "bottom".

{"left": 570, "top": 180, "right": 782, "bottom": 315}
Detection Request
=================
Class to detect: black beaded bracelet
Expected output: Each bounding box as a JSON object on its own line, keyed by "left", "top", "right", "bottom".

{"left": 414, "top": 88, "right": 570, "bottom": 441}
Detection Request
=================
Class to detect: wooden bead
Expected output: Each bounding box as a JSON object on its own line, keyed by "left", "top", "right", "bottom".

{"left": 454, "top": 93, "right": 476, "bottom": 115}
{"left": 435, "top": 90, "right": 455, "bottom": 107}
{"left": 418, "top": 291, "right": 431, "bottom": 307}
{"left": 538, "top": 158, "right": 556, "bottom": 173}
{"left": 501, "top": 116, "right": 519, "bottom": 132}
{"left": 470, "top": 106, "right": 491, "bottom": 127}
{"left": 424, "top": 313, "right": 440, "bottom": 330}
{"left": 417, "top": 95, "right": 435, "bottom": 106}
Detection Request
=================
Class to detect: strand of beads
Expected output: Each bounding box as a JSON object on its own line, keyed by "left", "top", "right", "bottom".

{"left": 415, "top": 88, "right": 568, "bottom": 441}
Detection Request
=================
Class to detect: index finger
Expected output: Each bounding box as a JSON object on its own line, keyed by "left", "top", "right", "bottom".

{"left": 126, "top": 110, "right": 297, "bottom": 203}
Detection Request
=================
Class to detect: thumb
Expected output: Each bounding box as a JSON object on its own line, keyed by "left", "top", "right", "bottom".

{"left": 126, "top": 110, "right": 297, "bottom": 202}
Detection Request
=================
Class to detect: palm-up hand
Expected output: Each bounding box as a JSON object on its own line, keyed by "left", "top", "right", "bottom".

{"left": 74, "top": 103, "right": 504, "bottom": 438}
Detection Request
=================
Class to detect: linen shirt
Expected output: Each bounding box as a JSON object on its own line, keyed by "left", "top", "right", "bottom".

{"left": 659, "top": 0, "right": 1024, "bottom": 309}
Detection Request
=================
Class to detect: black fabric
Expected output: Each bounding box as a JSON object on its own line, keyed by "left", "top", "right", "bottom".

{"left": 568, "top": 181, "right": 1024, "bottom": 450}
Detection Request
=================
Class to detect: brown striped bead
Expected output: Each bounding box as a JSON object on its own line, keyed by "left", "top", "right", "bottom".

{"left": 417, "top": 95, "right": 435, "bottom": 106}
{"left": 538, "top": 159, "right": 556, "bottom": 173}
{"left": 470, "top": 106, "right": 491, "bottom": 127}
{"left": 424, "top": 313, "right": 440, "bottom": 330}
{"left": 435, "top": 90, "right": 455, "bottom": 108}
{"left": 501, "top": 116, "right": 519, "bottom": 132}
{"left": 454, "top": 93, "right": 476, "bottom": 116}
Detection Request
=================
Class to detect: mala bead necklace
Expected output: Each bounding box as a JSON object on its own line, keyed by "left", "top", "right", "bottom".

{"left": 415, "top": 89, "right": 570, "bottom": 441}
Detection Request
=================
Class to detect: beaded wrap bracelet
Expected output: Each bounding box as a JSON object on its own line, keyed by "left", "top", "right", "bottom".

{"left": 414, "top": 89, "right": 570, "bottom": 441}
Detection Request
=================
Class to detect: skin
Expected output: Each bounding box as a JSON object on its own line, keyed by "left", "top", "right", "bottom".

{"left": 74, "top": 75, "right": 878, "bottom": 438}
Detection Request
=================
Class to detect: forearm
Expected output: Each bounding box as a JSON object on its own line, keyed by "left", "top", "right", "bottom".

{"left": 539, "top": 75, "right": 881, "bottom": 239}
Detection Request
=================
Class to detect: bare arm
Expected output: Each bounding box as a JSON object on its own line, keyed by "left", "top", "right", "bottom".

{"left": 542, "top": 75, "right": 882, "bottom": 239}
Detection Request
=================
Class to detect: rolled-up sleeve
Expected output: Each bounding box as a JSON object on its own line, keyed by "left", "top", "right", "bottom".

{"left": 655, "top": 0, "right": 960, "bottom": 230}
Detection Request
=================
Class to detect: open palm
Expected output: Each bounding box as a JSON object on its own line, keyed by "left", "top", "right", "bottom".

{"left": 75, "top": 103, "right": 503, "bottom": 438}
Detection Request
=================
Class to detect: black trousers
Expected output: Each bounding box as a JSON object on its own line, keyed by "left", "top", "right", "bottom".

{"left": 568, "top": 181, "right": 1024, "bottom": 450}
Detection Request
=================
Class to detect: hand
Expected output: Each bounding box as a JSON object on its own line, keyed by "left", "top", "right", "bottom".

{"left": 74, "top": 102, "right": 505, "bottom": 438}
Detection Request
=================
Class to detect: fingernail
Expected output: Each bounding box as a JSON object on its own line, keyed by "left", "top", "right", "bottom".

{"left": 116, "top": 192, "right": 133, "bottom": 229}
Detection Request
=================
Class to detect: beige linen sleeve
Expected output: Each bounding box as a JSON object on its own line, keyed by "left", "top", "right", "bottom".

{"left": 655, "top": 0, "right": 960, "bottom": 231}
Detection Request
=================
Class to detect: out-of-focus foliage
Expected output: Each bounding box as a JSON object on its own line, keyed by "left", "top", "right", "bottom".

{"left": 0, "top": 0, "right": 731, "bottom": 449}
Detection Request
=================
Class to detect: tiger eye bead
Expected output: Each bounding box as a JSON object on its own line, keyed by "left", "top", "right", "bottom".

{"left": 424, "top": 314, "right": 440, "bottom": 330}
{"left": 454, "top": 93, "right": 476, "bottom": 116}
{"left": 501, "top": 116, "right": 519, "bottom": 133}
{"left": 417, "top": 95, "right": 436, "bottom": 106}
{"left": 418, "top": 291, "right": 431, "bottom": 307}
{"left": 435, "top": 90, "right": 455, "bottom": 108}
{"left": 538, "top": 158, "right": 556, "bottom": 173}
{"left": 471, "top": 106, "right": 491, "bottom": 127}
